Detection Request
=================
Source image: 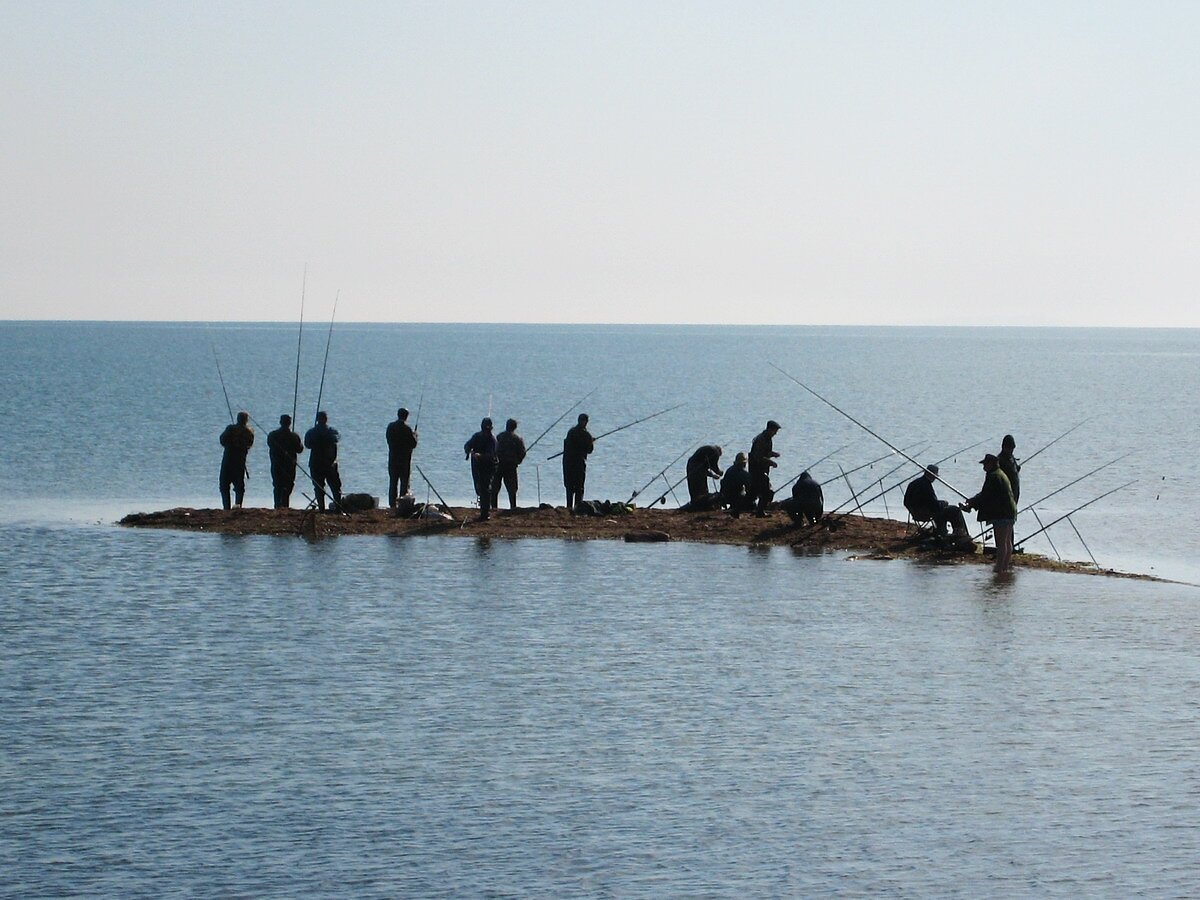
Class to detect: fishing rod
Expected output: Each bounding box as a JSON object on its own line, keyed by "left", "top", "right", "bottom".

{"left": 242, "top": 411, "right": 340, "bottom": 513}
{"left": 835, "top": 437, "right": 990, "bottom": 517}
{"left": 413, "top": 462, "right": 458, "bottom": 522}
{"left": 819, "top": 440, "right": 928, "bottom": 488}
{"left": 526, "top": 387, "right": 599, "bottom": 454}
{"left": 547, "top": 402, "right": 685, "bottom": 460}
{"left": 777, "top": 441, "right": 854, "bottom": 492}
{"left": 645, "top": 437, "right": 736, "bottom": 506}
{"left": 292, "top": 264, "right": 306, "bottom": 425}
{"left": 1021, "top": 416, "right": 1094, "bottom": 467}
{"left": 413, "top": 384, "right": 425, "bottom": 432}
{"left": 769, "top": 362, "right": 970, "bottom": 500}
{"left": 972, "top": 451, "right": 1133, "bottom": 543}
{"left": 627, "top": 443, "right": 694, "bottom": 504}
{"left": 211, "top": 342, "right": 235, "bottom": 423}
{"left": 1015, "top": 480, "right": 1137, "bottom": 549}
{"left": 313, "top": 290, "right": 339, "bottom": 422}
{"left": 828, "top": 453, "right": 927, "bottom": 517}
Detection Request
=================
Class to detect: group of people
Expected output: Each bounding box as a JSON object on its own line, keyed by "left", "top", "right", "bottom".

{"left": 219, "top": 409, "right": 1024, "bottom": 572}
{"left": 903, "top": 434, "right": 1021, "bottom": 573}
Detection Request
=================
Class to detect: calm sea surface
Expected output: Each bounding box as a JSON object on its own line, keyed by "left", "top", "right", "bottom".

{"left": 2, "top": 322, "right": 1199, "bottom": 896}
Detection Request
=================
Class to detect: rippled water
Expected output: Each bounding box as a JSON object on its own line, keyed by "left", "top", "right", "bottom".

{"left": 4, "top": 524, "right": 1200, "bottom": 896}
{"left": 3, "top": 323, "right": 1200, "bottom": 895}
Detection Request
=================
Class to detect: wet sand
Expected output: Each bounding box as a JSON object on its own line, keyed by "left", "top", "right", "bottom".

{"left": 119, "top": 505, "right": 1159, "bottom": 581}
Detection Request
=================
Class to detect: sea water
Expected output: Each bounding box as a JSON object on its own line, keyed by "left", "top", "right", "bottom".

{"left": 1, "top": 323, "right": 1199, "bottom": 896}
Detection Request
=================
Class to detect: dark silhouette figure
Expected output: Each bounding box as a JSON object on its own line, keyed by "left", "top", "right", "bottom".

{"left": 464, "top": 417, "right": 499, "bottom": 520}
{"left": 686, "top": 445, "right": 724, "bottom": 506}
{"left": 784, "top": 470, "right": 824, "bottom": 525}
{"left": 720, "top": 452, "right": 752, "bottom": 517}
{"left": 492, "top": 418, "right": 527, "bottom": 510}
{"left": 748, "top": 420, "right": 781, "bottom": 517}
{"left": 562, "top": 413, "right": 595, "bottom": 512}
{"left": 267, "top": 414, "right": 303, "bottom": 509}
{"left": 304, "top": 411, "right": 342, "bottom": 512}
{"left": 218, "top": 411, "right": 254, "bottom": 509}
{"left": 386, "top": 407, "right": 419, "bottom": 506}
{"left": 903, "top": 463, "right": 967, "bottom": 537}
{"left": 998, "top": 434, "right": 1021, "bottom": 504}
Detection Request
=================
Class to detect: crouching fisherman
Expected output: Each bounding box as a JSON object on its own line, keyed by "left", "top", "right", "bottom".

{"left": 267, "top": 414, "right": 304, "bottom": 508}
{"left": 904, "top": 463, "right": 969, "bottom": 539}
{"left": 782, "top": 471, "right": 823, "bottom": 525}
{"left": 685, "top": 444, "right": 724, "bottom": 510}
{"left": 219, "top": 411, "right": 254, "bottom": 509}
{"left": 720, "top": 452, "right": 752, "bottom": 517}
{"left": 305, "top": 411, "right": 343, "bottom": 512}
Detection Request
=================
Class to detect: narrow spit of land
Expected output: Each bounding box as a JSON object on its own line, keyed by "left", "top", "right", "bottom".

{"left": 119, "top": 505, "right": 1158, "bottom": 582}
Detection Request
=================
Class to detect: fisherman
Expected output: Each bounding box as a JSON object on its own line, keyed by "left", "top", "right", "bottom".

{"left": 492, "top": 418, "right": 527, "bottom": 511}
{"left": 218, "top": 411, "right": 255, "bottom": 510}
{"left": 386, "top": 407, "right": 419, "bottom": 507}
{"left": 267, "top": 414, "right": 303, "bottom": 509}
{"left": 464, "top": 417, "right": 499, "bottom": 521}
{"left": 304, "top": 410, "right": 342, "bottom": 512}
{"left": 685, "top": 445, "right": 724, "bottom": 508}
{"left": 903, "top": 463, "right": 968, "bottom": 538}
{"left": 961, "top": 453, "right": 1017, "bottom": 574}
{"left": 783, "top": 470, "right": 823, "bottom": 525}
{"left": 998, "top": 434, "right": 1021, "bottom": 504}
{"left": 720, "top": 452, "right": 752, "bottom": 517}
{"left": 562, "top": 413, "right": 595, "bottom": 512}
{"left": 748, "top": 420, "right": 781, "bottom": 517}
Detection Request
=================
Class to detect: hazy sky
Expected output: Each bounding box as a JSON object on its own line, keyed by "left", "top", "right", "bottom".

{"left": 2, "top": 1, "right": 1198, "bottom": 325}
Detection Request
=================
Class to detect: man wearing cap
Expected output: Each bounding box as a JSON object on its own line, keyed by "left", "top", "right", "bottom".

{"left": 720, "top": 452, "right": 752, "bottom": 517}
{"left": 685, "top": 444, "right": 724, "bottom": 508}
{"left": 267, "top": 413, "right": 304, "bottom": 509}
{"left": 961, "top": 453, "right": 1017, "bottom": 573}
{"left": 748, "top": 420, "right": 782, "bottom": 517}
{"left": 464, "top": 417, "right": 499, "bottom": 521}
{"left": 304, "top": 411, "right": 342, "bottom": 512}
{"left": 904, "top": 463, "right": 968, "bottom": 539}
{"left": 218, "top": 411, "right": 255, "bottom": 510}
{"left": 386, "top": 407, "right": 419, "bottom": 507}
{"left": 562, "top": 413, "right": 594, "bottom": 513}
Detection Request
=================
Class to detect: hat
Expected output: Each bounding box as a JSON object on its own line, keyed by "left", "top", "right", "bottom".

{"left": 735, "top": 452, "right": 748, "bottom": 464}
{"left": 767, "top": 419, "right": 781, "bottom": 430}
{"left": 398, "top": 407, "right": 409, "bottom": 418}
{"left": 926, "top": 463, "right": 939, "bottom": 475}
{"left": 482, "top": 417, "right": 493, "bottom": 428}
{"left": 979, "top": 453, "right": 998, "bottom": 465}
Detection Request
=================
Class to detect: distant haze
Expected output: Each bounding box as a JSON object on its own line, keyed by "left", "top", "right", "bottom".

{"left": 3, "top": 2, "right": 1198, "bottom": 326}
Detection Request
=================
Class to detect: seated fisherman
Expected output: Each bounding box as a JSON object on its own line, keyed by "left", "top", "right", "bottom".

{"left": 782, "top": 470, "right": 823, "bottom": 525}
{"left": 903, "top": 463, "right": 968, "bottom": 537}
{"left": 719, "top": 452, "right": 752, "bottom": 517}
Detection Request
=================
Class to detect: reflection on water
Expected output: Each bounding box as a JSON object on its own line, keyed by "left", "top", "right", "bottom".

{"left": 4, "top": 528, "right": 1199, "bottom": 896}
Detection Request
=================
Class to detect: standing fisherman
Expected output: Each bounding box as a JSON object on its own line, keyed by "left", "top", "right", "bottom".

{"left": 267, "top": 414, "right": 304, "bottom": 509}
{"left": 386, "top": 407, "right": 419, "bottom": 507}
{"left": 305, "top": 411, "right": 342, "bottom": 512}
{"left": 998, "top": 434, "right": 1021, "bottom": 504}
{"left": 685, "top": 445, "right": 724, "bottom": 507}
{"left": 219, "top": 411, "right": 254, "bottom": 509}
{"left": 492, "top": 418, "right": 527, "bottom": 511}
{"left": 464, "top": 417, "right": 499, "bottom": 521}
{"left": 562, "top": 413, "right": 595, "bottom": 512}
{"left": 961, "top": 453, "right": 1017, "bottom": 574}
{"left": 748, "top": 420, "right": 782, "bottom": 517}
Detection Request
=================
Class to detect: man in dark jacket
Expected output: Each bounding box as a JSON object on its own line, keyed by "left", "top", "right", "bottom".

{"left": 304, "top": 411, "right": 342, "bottom": 512}
{"left": 219, "top": 411, "right": 254, "bottom": 510}
{"left": 998, "top": 434, "right": 1021, "bottom": 504}
{"left": 492, "top": 418, "right": 527, "bottom": 511}
{"left": 783, "top": 470, "right": 824, "bottom": 525}
{"left": 562, "top": 413, "right": 595, "bottom": 512}
{"left": 465, "top": 417, "right": 499, "bottom": 520}
{"left": 720, "top": 452, "right": 752, "bottom": 517}
{"left": 386, "top": 407, "right": 419, "bottom": 507}
{"left": 748, "top": 420, "right": 781, "bottom": 517}
{"left": 903, "top": 463, "right": 967, "bottom": 537}
{"left": 685, "top": 445, "right": 724, "bottom": 506}
{"left": 961, "top": 454, "right": 1017, "bottom": 573}
{"left": 267, "top": 414, "right": 304, "bottom": 509}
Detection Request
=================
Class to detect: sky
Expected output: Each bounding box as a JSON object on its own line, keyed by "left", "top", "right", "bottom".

{"left": 2, "top": 1, "right": 1198, "bottom": 326}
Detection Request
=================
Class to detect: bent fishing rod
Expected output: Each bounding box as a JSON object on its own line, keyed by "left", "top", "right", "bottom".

{"left": 831, "top": 437, "right": 988, "bottom": 518}
{"left": 628, "top": 442, "right": 694, "bottom": 504}
{"left": 1015, "top": 480, "right": 1137, "bottom": 549}
{"left": 777, "top": 441, "right": 854, "bottom": 492}
{"left": 292, "top": 264, "right": 306, "bottom": 425}
{"left": 769, "top": 362, "right": 970, "bottom": 500}
{"left": 313, "top": 290, "right": 339, "bottom": 422}
{"left": 526, "top": 387, "right": 599, "bottom": 455}
{"left": 972, "top": 451, "right": 1133, "bottom": 543}
{"left": 547, "top": 402, "right": 685, "bottom": 460}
